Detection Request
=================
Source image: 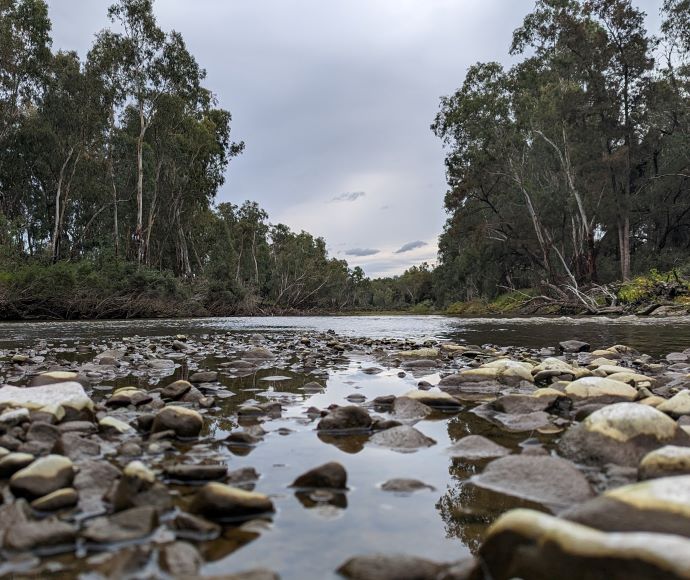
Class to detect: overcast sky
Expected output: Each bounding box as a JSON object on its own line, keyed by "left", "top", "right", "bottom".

{"left": 46, "top": 0, "right": 662, "bottom": 278}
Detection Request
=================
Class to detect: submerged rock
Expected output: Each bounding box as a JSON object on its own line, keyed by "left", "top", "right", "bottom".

{"left": 380, "top": 479, "right": 435, "bottom": 493}
{"left": 82, "top": 506, "right": 159, "bottom": 544}
{"left": 317, "top": 406, "right": 373, "bottom": 432}
{"left": 337, "top": 554, "right": 449, "bottom": 580}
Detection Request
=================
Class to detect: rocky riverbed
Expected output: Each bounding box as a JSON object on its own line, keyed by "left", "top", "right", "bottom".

{"left": 0, "top": 329, "right": 689, "bottom": 579}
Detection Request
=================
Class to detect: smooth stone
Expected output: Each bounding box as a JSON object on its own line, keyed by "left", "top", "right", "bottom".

{"left": 472, "top": 455, "right": 594, "bottom": 512}
{"left": 29, "top": 371, "right": 82, "bottom": 387}
{"left": 243, "top": 347, "right": 274, "bottom": 359}
{"left": 639, "top": 446, "right": 690, "bottom": 479}
{"left": 559, "top": 340, "right": 590, "bottom": 353}
{"left": 99, "top": 416, "right": 134, "bottom": 434}
{"left": 491, "top": 394, "right": 554, "bottom": 414}
{"left": 82, "top": 506, "right": 159, "bottom": 543}
{"left": 190, "top": 483, "right": 274, "bottom": 520}
{"left": 471, "top": 404, "right": 552, "bottom": 433}
{"left": 189, "top": 371, "right": 218, "bottom": 383}
{"left": 392, "top": 397, "right": 432, "bottom": 421}
{"left": 159, "top": 380, "right": 192, "bottom": 400}
{"left": 0, "top": 407, "right": 30, "bottom": 428}
{"left": 558, "top": 403, "right": 689, "bottom": 467}
{"left": 565, "top": 377, "right": 638, "bottom": 402}
{"left": 160, "top": 541, "right": 202, "bottom": 576}
{"left": 0, "top": 382, "right": 93, "bottom": 418}
{"left": 401, "top": 390, "right": 462, "bottom": 409}
{"left": 151, "top": 406, "right": 203, "bottom": 438}
{"left": 317, "top": 406, "right": 373, "bottom": 432}
{"left": 447, "top": 435, "right": 511, "bottom": 460}
{"left": 55, "top": 432, "right": 100, "bottom": 460}
{"left": 337, "top": 554, "right": 448, "bottom": 580}
{"left": 657, "top": 390, "right": 690, "bottom": 417}
{"left": 147, "top": 359, "right": 175, "bottom": 369}
{"left": 0, "top": 453, "right": 35, "bottom": 477}
{"left": 562, "top": 475, "right": 690, "bottom": 539}
{"left": 10, "top": 455, "right": 74, "bottom": 499}
{"left": 380, "top": 479, "right": 435, "bottom": 493}
{"left": 369, "top": 425, "right": 436, "bottom": 452}
{"left": 4, "top": 520, "right": 76, "bottom": 551}
{"left": 480, "top": 508, "right": 690, "bottom": 580}
{"left": 31, "top": 487, "right": 79, "bottom": 511}
{"left": 290, "top": 462, "right": 347, "bottom": 489}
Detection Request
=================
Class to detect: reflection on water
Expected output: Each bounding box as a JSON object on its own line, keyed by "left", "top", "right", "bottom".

{"left": 1, "top": 314, "right": 689, "bottom": 355}
{"left": 0, "top": 316, "right": 688, "bottom": 578}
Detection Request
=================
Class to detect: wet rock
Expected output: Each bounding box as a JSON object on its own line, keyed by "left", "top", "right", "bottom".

{"left": 106, "top": 387, "right": 153, "bottom": 408}
{"left": 243, "top": 347, "right": 274, "bottom": 360}
{"left": 189, "top": 371, "right": 218, "bottom": 383}
{"left": 392, "top": 397, "right": 432, "bottom": 422}
{"left": 472, "top": 404, "right": 552, "bottom": 433}
{"left": 160, "top": 541, "right": 202, "bottom": 576}
{"left": 147, "top": 359, "right": 176, "bottom": 370}
{"left": 29, "top": 371, "right": 83, "bottom": 387}
{"left": 559, "top": 402, "right": 690, "bottom": 467}
{"left": 480, "top": 508, "right": 690, "bottom": 580}
{"left": 4, "top": 519, "right": 76, "bottom": 551}
{"left": 291, "top": 462, "right": 347, "bottom": 489}
{"left": 397, "top": 347, "right": 439, "bottom": 358}
{"left": 151, "top": 406, "right": 203, "bottom": 438}
{"left": 369, "top": 425, "right": 436, "bottom": 452}
{"left": 639, "top": 445, "right": 690, "bottom": 479}
{"left": 471, "top": 455, "right": 594, "bottom": 512}
{"left": 447, "top": 435, "right": 511, "bottom": 460}
{"left": 657, "top": 390, "right": 690, "bottom": 417}
{"left": 491, "top": 394, "right": 554, "bottom": 414}
{"left": 10, "top": 455, "right": 74, "bottom": 499}
{"left": 0, "top": 382, "right": 93, "bottom": 421}
{"left": 73, "top": 459, "right": 121, "bottom": 514}
{"left": 226, "top": 466, "right": 261, "bottom": 487}
{"left": 30, "top": 487, "right": 79, "bottom": 511}
{"left": 0, "top": 452, "right": 35, "bottom": 477}
{"left": 338, "top": 554, "right": 448, "bottom": 580}
{"left": 559, "top": 340, "right": 590, "bottom": 353}
{"left": 169, "top": 511, "right": 220, "bottom": 539}
{"left": 362, "top": 366, "right": 383, "bottom": 375}
{"left": 164, "top": 463, "right": 228, "bottom": 482}
{"left": 25, "top": 420, "right": 60, "bottom": 446}
{"left": 401, "top": 359, "right": 437, "bottom": 369}
{"left": 238, "top": 402, "right": 282, "bottom": 419}
{"left": 99, "top": 416, "right": 134, "bottom": 434}
{"left": 160, "top": 380, "right": 192, "bottom": 400}
{"left": 562, "top": 475, "right": 690, "bottom": 538}
{"left": 213, "top": 571, "right": 280, "bottom": 580}
{"left": 82, "top": 506, "right": 159, "bottom": 544}
{"left": 401, "top": 390, "right": 462, "bottom": 410}
{"left": 55, "top": 432, "right": 100, "bottom": 460}
{"left": 317, "top": 406, "right": 373, "bottom": 432}
{"left": 190, "top": 482, "right": 274, "bottom": 520}
{"left": 565, "top": 377, "right": 638, "bottom": 403}
{"left": 380, "top": 478, "right": 435, "bottom": 493}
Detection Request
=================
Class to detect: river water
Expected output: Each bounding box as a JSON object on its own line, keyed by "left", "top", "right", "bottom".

{"left": 1, "top": 315, "right": 689, "bottom": 578}
{"left": 2, "top": 314, "right": 690, "bottom": 355}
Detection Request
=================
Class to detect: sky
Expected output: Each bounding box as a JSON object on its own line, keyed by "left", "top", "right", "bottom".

{"left": 46, "top": 0, "right": 663, "bottom": 278}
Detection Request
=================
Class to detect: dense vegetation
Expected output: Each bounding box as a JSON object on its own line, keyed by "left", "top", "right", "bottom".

{"left": 431, "top": 0, "right": 690, "bottom": 309}
{"left": 0, "top": 0, "right": 434, "bottom": 318}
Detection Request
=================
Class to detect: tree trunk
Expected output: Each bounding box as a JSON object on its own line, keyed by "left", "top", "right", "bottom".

{"left": 51, "top": 147, "right": 75, "bottom": 263}
{"left": 108, "top": 109, "right": 119, "bottom": 258}
{"left": 136, "top": 102, "right": 146, "bottom": 264}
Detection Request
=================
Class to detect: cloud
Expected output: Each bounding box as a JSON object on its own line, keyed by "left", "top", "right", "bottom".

{"left": 331, "top": 191, "right": 366, "bottom": 203}
{"left": 395, "top": 240, "right": 427, "bottom": 254}
{"left": 345, "top": 248, "right": 380, "bottom": 257}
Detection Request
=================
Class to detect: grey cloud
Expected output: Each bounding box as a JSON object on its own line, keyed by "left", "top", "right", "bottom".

{"left": 331, "top": 191, "right": 366, "bottom": 203}
{"left": 395, "top": 240, "right": 427, "bottom": 254}
{"left": 345, "top": 248, "right": 380, "bottom": 257}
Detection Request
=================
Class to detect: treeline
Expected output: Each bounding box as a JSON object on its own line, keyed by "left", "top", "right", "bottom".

{"left": 0, "top": 0, "right": 413, "bottom": 318}
{"left": 431, "top": 0, "right": 690, "bottom": 306}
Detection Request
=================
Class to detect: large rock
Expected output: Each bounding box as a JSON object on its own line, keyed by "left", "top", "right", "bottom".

{"left": 29, "top": 371, "right": 84, "bottom": 387}
{"left": 639, "top": 446, "right": 690, "bottom": 479}
{"left": 564, "top": 377, "right": 638, "bottom": 403}
{"left": 559, "top": 340, "right": 590, "bottom": 353}
{"left": 471, "top": 403, "right": 553, "bottom": 433}
{"left": 290, "top": 462, "right": 347, "bottom": 489}
{"left": 392, "top": 397, "right": 432, "bottom": 422}
{"left": 190, "top": 482, "right": 274, "bottom": 520}
{"left": 471, "top": 455, "right": 594, "bottom": 512}
{"left": 82, "top": 506, "right": 159, "bottom": 543}
{"left": 480, "top": 508, "right": 690, "bottom": 580}
{"left": 0, "top": 382, "right": 93, "bottom": 420}
{"left": 559, "top": 402, "right": 690, "bottom": 467}
{"left": 151, "top": 406, "right": 203, "bottom": 438}
{"left": 317, "top": 406, "right": 373, "bottom": 432}
{"left": 400, "top": 390, "right": 462, "bottom": 410}
{"left": 563, "top": 475, "right": 690, "bottom": 538}
{"left": 447, "top": 435, "right": 511, "bottom": 460}
{"left": 10, "top": 455, "right": 74, "bottom": 499}
{"left": 4, "top": 520, "right": 77, "bottom": 551}
{"left": 369, "top": 425, "right": 436, "bottom": 452}
{"left": 657, "top": 390, "right": 690, "bottom": 417}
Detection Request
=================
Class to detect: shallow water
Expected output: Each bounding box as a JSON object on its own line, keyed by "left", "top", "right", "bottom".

{"left": 1, "top": 315, "right": 689, "bottom": 578}
{"left": 1, "top": 314, "right": 690, "bottom": 355}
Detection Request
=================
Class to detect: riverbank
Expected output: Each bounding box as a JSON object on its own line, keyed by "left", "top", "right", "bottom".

{"left": 1, "top": 324, "right": 690, "bottom": 577}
